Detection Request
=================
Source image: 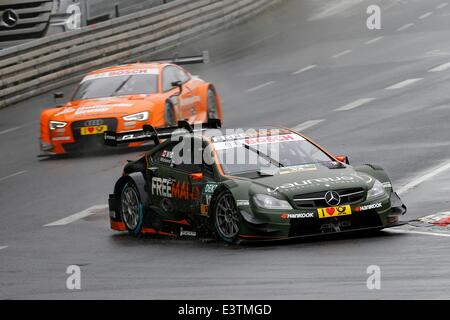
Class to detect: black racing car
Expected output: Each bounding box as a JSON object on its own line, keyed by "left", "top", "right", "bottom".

{"left": 104, "top": 120, "right": 407, "bottom": 243}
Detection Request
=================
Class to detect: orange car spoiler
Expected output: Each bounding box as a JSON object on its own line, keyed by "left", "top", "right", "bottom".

{"left": 104, "top": 119, "right": 221, "bottom": 147}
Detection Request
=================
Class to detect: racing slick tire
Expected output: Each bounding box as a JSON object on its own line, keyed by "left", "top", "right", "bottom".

{"left": 207, "top": 87, "right": 219, "bottom": 120}
{"left": 119, "top": 181, "right": 145, "bottom": 236}
{"left": 164, "top": 101, "right": 176, "bottom": 127}
{"left": 211, "top": 190, "right": 241, "bottom": 244}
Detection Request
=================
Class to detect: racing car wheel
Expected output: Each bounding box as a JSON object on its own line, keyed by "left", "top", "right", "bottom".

{"left": 207, "top": 87, "right": 218, "bottom": 120}
{"left": 119, "top": 181, "right": 145, "bottom": 236}
{"left": 212, "top": 190, "right": 241, "bottom": 243}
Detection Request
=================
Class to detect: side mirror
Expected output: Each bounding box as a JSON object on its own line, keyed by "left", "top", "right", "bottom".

{"left": 54, "top": 92, "right": 64, "bottom": 99}
{"left": 335, "top": 155, "right": 350, "bottom": 165}
{"left": 53, "top": 92, "right": 64, "bottom": 107}
{"left": 171, "top": 80, "right": 183, "bottom": 96}
{"left": 188, "top": 172, "right": 203, "bottom": 182}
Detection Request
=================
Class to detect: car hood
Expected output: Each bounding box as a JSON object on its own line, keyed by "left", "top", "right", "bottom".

{"left": 247, "top": 163, "right": 374, "bottom": 198}
{"left": 51, "top": 96, "right": 155, "bottom": 121}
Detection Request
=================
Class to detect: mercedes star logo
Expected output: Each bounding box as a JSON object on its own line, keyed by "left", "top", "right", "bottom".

{"left": 1, "top": 9, "right": 19, "bottom": 28}
{"left": 325, "top": 191, "right": 341, "bottom": 206}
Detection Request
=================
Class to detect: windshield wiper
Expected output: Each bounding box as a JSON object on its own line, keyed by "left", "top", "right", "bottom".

{"left": 111, "top": 76, "right": 133, "bottom": 96}
{"left": 242, "top": 144, "right": 285, "bottom": 168}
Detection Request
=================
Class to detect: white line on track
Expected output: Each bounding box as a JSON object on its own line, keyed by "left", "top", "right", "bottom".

{"left": 428, "top": 62, "right": 450, "bottom": 72}
{"left": 365, "top": 36, "right": 384, "bottom": 45}
{"left": 0, "top": 246, "right": 8, "bottom": 251}
{"left": 246, "top": 81, "right": 275, "bottom": 93}
{"left": 397, "top": 160, "right": 450, "bottom": 196}
{"left": 292, "top": 64, "right": 317, "bottom": 75}
{"left": 386, "top": 228, "right": 450, "bottom": 238}
{"left": 397, "top": 23, "right": 414, "bottom": 31}
{"left": 0, "top": 171, "right": 27, "bottom": 183}
{"left": 0, "top": 126, "right": 21, "bottom": 135}
{"left": 385, "top": 78, "right": 423, "bottom": 90}
{"left": 0, "top": 121, "right": 37, "bottom": 135}
{"left": 44, "top": 205, "right": 108, "bottom": 227}
{"left": 437, "top": 2, "right": 448, "bottom": 9}
{"left": 293, "top": 120, "right": 325, "bottom": 131}
{"left": 332, "top": 49, "right": 352, "bottom": 59}
{"left": 335, "top": 98, "right": 376, "bottom": 112}
{"left": 419, "top": 12, "right": 433, "bottom": 19}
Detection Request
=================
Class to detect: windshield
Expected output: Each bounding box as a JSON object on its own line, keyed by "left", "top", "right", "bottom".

{"left": 72, "top": 74, "right": 159, "bottom": 100}
{"left": 212, "top": 132, "right": 333, "bottom": 175}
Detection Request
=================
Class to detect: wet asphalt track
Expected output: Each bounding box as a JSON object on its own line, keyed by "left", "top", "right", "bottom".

{"left": 1, "top": 0, "right": 450, "bottom": 299}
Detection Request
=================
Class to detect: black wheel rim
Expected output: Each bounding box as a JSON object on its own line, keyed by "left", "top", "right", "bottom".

{"left": 121, "top": 185, "right": 140, "bottom": 230}
{"left": 207, "top": 89, "right": 218, "bottom": 119}
{"left": 215, "top": 194, "right": 239, "bottom": 238}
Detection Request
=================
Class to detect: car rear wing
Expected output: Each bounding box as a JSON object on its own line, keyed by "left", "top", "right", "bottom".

{"left": 154, "top": 51, "right": 210, "bottom": 65}
{"left": 104, "top": 119, "right": 221, "bottom": 147}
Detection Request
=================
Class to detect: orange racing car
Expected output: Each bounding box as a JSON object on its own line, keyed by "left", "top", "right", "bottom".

{"left": 39, "top": 52, "right": 222, "bottom": 156}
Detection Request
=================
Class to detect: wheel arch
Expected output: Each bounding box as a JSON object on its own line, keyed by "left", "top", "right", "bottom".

{"left": 208, "top": 184, "right": 230, "bottom": 216}
{"left": 150, "top": 97, "right": 168, "bottom": 128}
{"left": 208, "top": 180, "right": 250, "bottom": 217}
{"left": 114, "top": 172, "right": 149, "bottom": 207}
{"left": 199, "top": 83, "right": 223, "bottom": 120}
{"left": 354, "top": 164, "right": 393, "bottom": 191}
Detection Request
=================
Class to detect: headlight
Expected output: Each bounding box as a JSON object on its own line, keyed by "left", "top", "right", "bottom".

{"left": 123, "top": 112, "right": 149, "bottom": 121}
{"left": 49, "top": 120, "right": 67, "bottom": 130}
{"left": 253, "top": 194, "right": 293, "bottom": 210}
{"left": 367, "top": 179, "right": 387, "bottom": 200}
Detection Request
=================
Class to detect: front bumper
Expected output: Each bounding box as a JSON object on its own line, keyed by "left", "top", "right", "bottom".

{"left": 109, "top": 193, "right": 126, "bottom": 231}
{"left": 41, "top": 118, "right": 120, "bottom": 155}
{"left": 40, "top": 117, "right": 156, "bottom": 155}
{"left": 238, "top": 222, "right": 407, "bottom": 242}
{"left": 237, "top": 192, "right": 407, "bottom": 240}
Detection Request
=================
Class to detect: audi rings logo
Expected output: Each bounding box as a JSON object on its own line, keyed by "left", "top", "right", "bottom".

{"left": 84, "top": 119, "right": 104, "bottom": 126}
{"left": 325, "top": 191, "right": 341, "bottom": 206}
{"left": 1, "top": 9, "right": 19, "bottom": 28}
